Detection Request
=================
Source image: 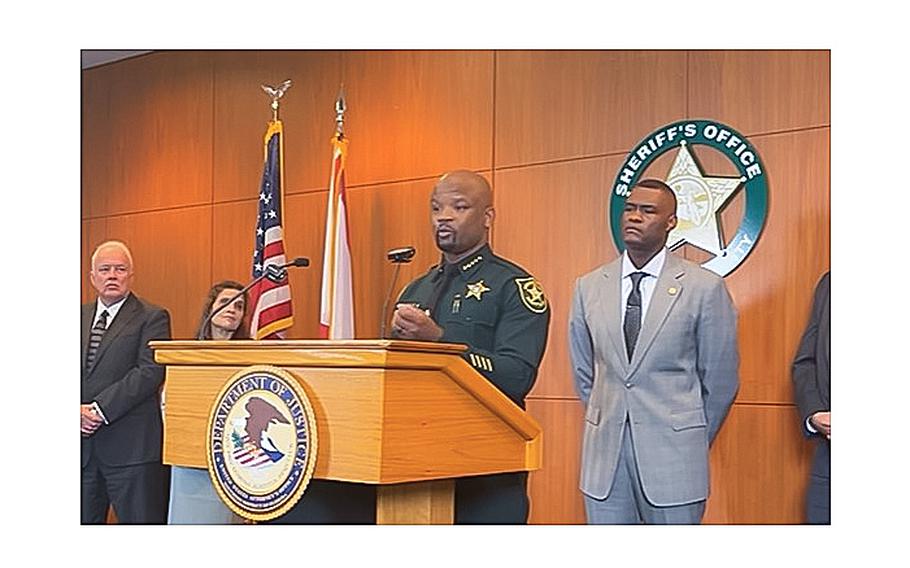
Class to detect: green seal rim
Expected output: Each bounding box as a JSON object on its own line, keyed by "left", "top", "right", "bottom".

{"left": 608, "top": 119, "right": 769, "bottom": 277}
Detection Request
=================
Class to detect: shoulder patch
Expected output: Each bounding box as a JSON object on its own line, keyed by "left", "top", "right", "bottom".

{"left": 515, "top": 277, "right": 548, "bottom": 314}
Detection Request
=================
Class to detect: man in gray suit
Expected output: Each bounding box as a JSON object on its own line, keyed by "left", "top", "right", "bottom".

{"left": 569, "top": 179, "right": 739, "bottom": 524}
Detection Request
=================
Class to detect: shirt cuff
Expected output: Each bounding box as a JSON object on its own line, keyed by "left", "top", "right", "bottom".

{"left": 805, "top": 415, "right": 818, "bottom": 434}
{"left": 91, "top": 401, "right": 109, "bottom": 425}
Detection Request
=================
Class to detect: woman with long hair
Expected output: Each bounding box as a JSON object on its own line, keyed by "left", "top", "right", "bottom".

{"left": 195, "top": 280, "right": 249, "bottom": 340}
{"left": 167, "top": 280, "right": 248, "bottom": 524}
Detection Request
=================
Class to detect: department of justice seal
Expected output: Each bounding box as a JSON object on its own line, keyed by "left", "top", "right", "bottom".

{"left": 609, "top": 120, "right": 769, "bottom": 277}
{"left": 206, "top": 365, "right": 318, "bottom": 521}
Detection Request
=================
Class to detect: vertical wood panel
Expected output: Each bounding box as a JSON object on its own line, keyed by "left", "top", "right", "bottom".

{"left": 704, "top": 404, "right": 815, "bottom": 524}
{"left": 105, "top": 208, "right": 213, "bottom": 339}
{"left": 81, "top": 218, "right": 109, "bottom": 304}
{"left": 689, "top": 50, "right": 830, "bottom": 135}
{"left": 211, "top": 50, "right": 343, "bottom": 201}
{"left": 494, "top": 157, "right": 620, "bottom": 398}
{"left": 723, "top": 129, "right": 830, "bottom": 404}
{"left": 283, "top": 192, "right": 331, "bottom": 339}
{"left": 495, "top": 51, "right": 687, "bottom": 167}
{"left": 526, "top": 398, "right": 585, "bottom": 524}
{"left": 81, "top": 52, "right": 214, "bottom": 218}
{"left": 342, "top": 51, "right": 494, "bottom": 186}
{"left": 210, "top": 199, "right": 259, "bottom": 286}
{"left": 345, "top": 177, "right": 452, "bottom": 339}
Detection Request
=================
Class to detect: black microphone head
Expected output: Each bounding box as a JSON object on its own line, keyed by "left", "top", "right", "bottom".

{"left": 290, "top": 257, "right": 309, "bottom": 267}
{"left": 387, "top": 246, "right": 416, "bottom": 263}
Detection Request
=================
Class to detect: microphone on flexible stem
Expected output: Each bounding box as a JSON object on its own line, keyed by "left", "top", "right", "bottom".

{"left": 380, "top": 247, "right": 416, "bottom": 339}
{"left": 197, "top": 257, "right": 310, "bottom": 340}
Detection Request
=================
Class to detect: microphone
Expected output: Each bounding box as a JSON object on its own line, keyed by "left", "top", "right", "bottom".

{"left": 282, "top": 257, "right": 311, "bottom": 268}
{"left": 197, "top": 257, "right": 310, "bottom": 340}
{"left": 380, "top": 246, "right": 416, "bottom": 338}
{"left": 387, "top": 247, "right": 416, "bottom": 263}
{"left": 265, "top": 257, "right": 310, "bottom": 282}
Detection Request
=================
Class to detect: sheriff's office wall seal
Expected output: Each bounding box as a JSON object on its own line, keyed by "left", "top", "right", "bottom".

{"left": 609, "top": 119, "right": 769, "bottom": 277}
{"left": 206, "top": 365, "right": 318, "bottom": 522}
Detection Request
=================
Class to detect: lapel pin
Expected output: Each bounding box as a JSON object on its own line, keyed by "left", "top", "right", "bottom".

{"left": 668, "top": 287, "right": 678, "bottom": 295}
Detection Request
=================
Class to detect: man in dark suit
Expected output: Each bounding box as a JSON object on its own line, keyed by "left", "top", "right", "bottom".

{"left": 81, "top": 241, "right": 172, "bottom": 524}
{"left": 792, "top": 272, "right": 830, "bottom": 524}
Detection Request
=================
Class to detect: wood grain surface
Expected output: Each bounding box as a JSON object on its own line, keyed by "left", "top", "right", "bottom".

{"left": 83, "top": 49, "right": 829, "bottom": 523}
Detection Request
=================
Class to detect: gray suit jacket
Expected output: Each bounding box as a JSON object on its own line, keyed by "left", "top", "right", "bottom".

{"left": 569, "top": 253, "right": 739, "bottom": 506}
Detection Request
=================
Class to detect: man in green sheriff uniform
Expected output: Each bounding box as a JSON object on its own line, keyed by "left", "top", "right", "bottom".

{"left": 391, "top": 169, "right": 550, "bottom": 524}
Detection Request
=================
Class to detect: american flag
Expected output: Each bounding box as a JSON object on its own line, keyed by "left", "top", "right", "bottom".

{"left": 319, "top": 133, "right": 355, "bottom": 339}
{"left": 232, "top": 434, "right": 279, "bottom": 468}
{"left": 249, "top": 120, "right": 294, "bottom": 339}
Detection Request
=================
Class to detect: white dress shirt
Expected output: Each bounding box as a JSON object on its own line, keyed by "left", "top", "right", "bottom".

{"left": 89, "top": 293, "right": 130, "bottom": 424}
{"left": 93, "top": 293, "right": 129, "bottom": 327}
{"left": 620, "top": 248, "right": 667, "bottom": 326}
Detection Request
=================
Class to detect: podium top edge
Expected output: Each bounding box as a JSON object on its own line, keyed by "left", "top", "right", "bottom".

{"left": 149, "top": 339, "right": 468, "bottom": 354}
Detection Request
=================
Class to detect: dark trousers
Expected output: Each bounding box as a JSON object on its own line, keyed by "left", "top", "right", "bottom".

{"left": 266, "top": 480, "right": 377, "bottom": 524}
{"left": 81, "top": 457, "right": 169, "bottom": 524}
{"left": 456, "top": 472, "right": 529, "bottom": 524}
{"left": 806, "top": 440, "right": 831, "bottom": 524}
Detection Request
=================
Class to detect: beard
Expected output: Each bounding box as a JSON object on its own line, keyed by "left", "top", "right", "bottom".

{"left": 435, "top": 231, "right": 458, "bottom": 252}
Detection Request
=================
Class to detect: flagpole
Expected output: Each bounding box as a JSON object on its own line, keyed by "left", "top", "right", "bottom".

{"left": 335, "top": 84, "right": 346, "bottom": 139}
{"left": 325, "top": 87, "right": 345, "bottom": 335}
{"left": 321, "top": 85, "right": 355, "bottom": 339}
{"left": 250, "top": 79, "right": 295, "bottom": 339}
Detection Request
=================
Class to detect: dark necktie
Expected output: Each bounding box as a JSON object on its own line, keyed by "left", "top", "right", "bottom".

{"left": 426, "top": 263, "right": 459, "bottom": 319}
{"left": 85, "top": 309, "right": 109, "bottom": 370}
{"left": 623, "top": 272, "right": 647, "bottom": 361}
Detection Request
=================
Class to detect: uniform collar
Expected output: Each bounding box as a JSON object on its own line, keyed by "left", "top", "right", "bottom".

{"left": 436, "top": 244, "right": 491, "bottom": 280}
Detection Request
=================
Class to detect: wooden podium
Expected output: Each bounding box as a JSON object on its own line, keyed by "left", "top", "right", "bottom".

{"left": 151, "top": 340, "right": 542, "bottom": 524}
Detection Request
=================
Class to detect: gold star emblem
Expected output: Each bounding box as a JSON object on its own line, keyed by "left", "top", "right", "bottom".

{"left": 665, "top": 141, "right": 744, "bottom": 257}
{"left": 515, "top": 277, "right": 548, "bottom": 313}
{"left": 465, "top": 280, "right": 491, "bottom": 301}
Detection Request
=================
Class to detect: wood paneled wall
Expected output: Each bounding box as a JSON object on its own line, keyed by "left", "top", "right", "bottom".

{"left": 81, "top": 49, "right": 829, "bottom": 524}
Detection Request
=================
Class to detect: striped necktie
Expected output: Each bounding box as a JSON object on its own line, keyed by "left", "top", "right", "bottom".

{"left": 85, "top": 310, "right": 109, "bottom": 371}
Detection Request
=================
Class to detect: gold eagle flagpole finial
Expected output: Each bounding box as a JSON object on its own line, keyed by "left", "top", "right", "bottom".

{"left": 261, "top": 79, "right": 292, "bottom": 121}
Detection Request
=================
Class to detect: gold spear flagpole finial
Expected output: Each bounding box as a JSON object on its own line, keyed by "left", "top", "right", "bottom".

{"left": 261, "top": 79, "right": 292, "bottom": 121}
{"left": 335, "top": 84, "right": 346, "bottom": 138}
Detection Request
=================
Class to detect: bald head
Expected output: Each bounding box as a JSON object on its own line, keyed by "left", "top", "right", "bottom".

{"left": 435, "top": 170, "right": 493, "bottom": 208}
{"left": 431, "top": 170, "right": 495, "bottom": 262}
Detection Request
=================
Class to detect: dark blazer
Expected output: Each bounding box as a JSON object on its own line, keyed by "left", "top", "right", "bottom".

{"left": 81, "top": 293, "right": 171, "bottom": 468}
{"left": 792, "top": 272, "right": 831, "bottom": 477}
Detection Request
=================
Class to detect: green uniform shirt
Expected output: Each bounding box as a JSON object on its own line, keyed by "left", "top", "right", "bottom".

{"left": 396, "top": 244, "right": 550, "bottom": 407}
